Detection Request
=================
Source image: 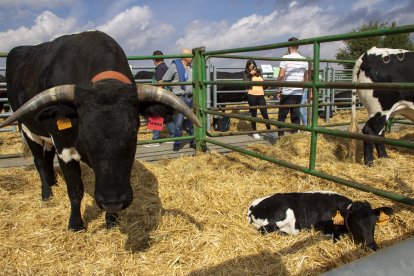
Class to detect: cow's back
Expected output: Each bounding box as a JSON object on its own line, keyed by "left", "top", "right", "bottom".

{"left": 356, "top": 47, "right": 414, "bottom": 113}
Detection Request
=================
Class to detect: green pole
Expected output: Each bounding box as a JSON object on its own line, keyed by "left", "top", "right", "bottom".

{"left": 200, "top": 50, "right": 208, "bottom": 150}
{"left": 309, "top": 42, "right": 320, "bottom": 170}
{"left": 192, "top": 47, "right": 206, "bottom": 151}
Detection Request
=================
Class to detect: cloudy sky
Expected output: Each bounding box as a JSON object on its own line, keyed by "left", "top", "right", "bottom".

{"left": 0, "top": 0, "right": 413, "bottom": 68}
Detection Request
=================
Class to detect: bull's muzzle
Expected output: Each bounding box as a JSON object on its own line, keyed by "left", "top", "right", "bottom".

{"left": 95, "top": 188, "right": 133, "bottom": 213}
{"left": 101, "top": 202, "right": 125, "bottom": 213}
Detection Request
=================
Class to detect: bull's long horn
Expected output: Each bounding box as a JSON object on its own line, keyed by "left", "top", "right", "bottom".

{"left": 137, "top": 84, "right": 201, "bottom": 127}
{"left": 0, "top": 84, "right": 75, "bottom": 128}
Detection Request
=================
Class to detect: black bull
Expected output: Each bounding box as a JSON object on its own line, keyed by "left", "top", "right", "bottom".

{"left": 1, "top": 31, "right": 200, "bottom": 231}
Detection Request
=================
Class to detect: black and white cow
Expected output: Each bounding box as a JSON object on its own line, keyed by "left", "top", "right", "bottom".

{"left": 348, "top": 47, "right": 414, "bottom": 165}
{"left": 247, "top": 191, "right": 393, "bottom": 251}
{"left": 1, "top": 31, "right": 200, "bottom": 231}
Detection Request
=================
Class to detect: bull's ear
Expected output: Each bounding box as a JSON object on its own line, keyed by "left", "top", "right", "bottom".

{"left": 35, "top": 105, "right": 78, "bottom": 131}
{"left": 36, "top": 105, "right": 76, "bottom": 122}
{"left": 374, "top": 207, "right": 393, "bottom": 225}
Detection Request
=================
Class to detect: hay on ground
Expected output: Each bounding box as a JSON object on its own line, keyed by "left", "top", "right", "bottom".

{"left": 1, "top": 123, "right": 414, "bottom": 275}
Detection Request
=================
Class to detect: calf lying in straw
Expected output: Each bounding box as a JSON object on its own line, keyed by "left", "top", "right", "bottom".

{"left": 247, "top": 191, "right": 393, "bottom": 251}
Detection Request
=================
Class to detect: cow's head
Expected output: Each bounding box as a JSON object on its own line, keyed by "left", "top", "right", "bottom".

{"left": 345, "top": 201, "right": 393, "bottom": 251}
{"left": 0, "top": 82, "right": 200, "bottom": 213}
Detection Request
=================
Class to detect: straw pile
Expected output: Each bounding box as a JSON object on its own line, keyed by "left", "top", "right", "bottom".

{"left": 1, "top": 118, "right": 414, "bottom": 275}
{"left": 0, "top": 131, "right": 23, "bottom": 155}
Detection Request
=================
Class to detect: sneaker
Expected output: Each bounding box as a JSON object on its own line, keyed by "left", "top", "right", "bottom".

{"left": 143, "top": 143, "right": 160, "bottom": 147}
{"left": 252, "top": 133, "right": 261, "bottom": 139}
{"left": 267, "top": 132, "right": 276, "bottom": 138}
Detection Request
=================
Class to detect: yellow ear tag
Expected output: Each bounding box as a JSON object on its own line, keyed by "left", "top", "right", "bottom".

{"left": 377, "top": 210, "right": 390, "bottom": 226}
{"left": 332, "top": 211, "right": 345, "bottom": 225}
{"left": 57, "top": 118, "right": 72, "bottom": 130}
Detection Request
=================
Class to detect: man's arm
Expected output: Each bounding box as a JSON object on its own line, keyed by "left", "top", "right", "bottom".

{"left": 304, "top": 69, "right": 312, "bottom": 97}
{"left": 277, "top": 67, "right": 286, "bottom": 95}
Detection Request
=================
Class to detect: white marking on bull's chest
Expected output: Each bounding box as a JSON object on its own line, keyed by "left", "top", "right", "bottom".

{"left": 21, "top": 124, "right": 54, "bottom": 152}
{"left": 58, "top": 147, "right": 81, "bottom": 163}
{"left": 276, "top": 208, "right": 299, "bottom": 235}
{"left": 21, "top": 124, "right": 81, "bottom": 163}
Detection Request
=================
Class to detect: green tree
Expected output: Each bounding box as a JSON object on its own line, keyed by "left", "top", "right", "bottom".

{"left": 336, "top": 21, "right": 414, "bottom": 69}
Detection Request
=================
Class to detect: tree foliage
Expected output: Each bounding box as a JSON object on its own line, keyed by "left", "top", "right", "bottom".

{"left": 336, "top": 21, "right": 414, "bottom": 69}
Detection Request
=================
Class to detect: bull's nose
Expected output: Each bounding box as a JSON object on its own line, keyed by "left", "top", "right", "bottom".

{"left": 101, "top": 202, "right": 124, "bottom": 213}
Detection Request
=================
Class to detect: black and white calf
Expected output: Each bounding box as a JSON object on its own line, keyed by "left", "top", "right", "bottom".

{"left": 247, "top": 191, "right": 393, "bottom": 251}
{"left": 348, "top": 47, "right": 414, "bottom": 165}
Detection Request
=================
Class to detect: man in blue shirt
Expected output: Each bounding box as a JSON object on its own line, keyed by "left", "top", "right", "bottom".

{"left": 162, "top": 48, "right": 194, "bottom": 151}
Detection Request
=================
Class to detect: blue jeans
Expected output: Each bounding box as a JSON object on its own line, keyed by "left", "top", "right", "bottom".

{"left": 300, "top": 89, "right": 308, "bottom": 126}
{"left": 152, "top": 121, "right": 175, "bottom": 140}
{"left": 173, "top": 96, "right": 194, "bottom": 148}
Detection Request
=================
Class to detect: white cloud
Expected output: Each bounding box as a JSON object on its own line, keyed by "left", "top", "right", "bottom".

{"left": 0, "top": 11, "right": 77, "bottom": 51}
{"left": 96, "top": 6, "right": 175, "bottom": 54}
{"left": 0, "top": 5, "right": 175, "bottom": 55}
{"left": 351, "top": 0, "right": 383, "bottom": 11}
{"left": 175, "top": 5, "right": 352, "bottom": 59}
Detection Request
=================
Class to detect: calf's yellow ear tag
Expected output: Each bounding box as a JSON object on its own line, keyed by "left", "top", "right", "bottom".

{"left": 332, "top": 211, "right": 345, "bottom": 225}
{"left": 377, "top": 210, "right": 390, "bottom": 226}
{"left": 57, "top": 118, "right": 72, "bottom": 130}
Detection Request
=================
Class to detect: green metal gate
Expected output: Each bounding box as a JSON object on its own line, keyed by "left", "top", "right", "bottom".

{"left": 191, "top": 24, "right": 414, "bottom": 206}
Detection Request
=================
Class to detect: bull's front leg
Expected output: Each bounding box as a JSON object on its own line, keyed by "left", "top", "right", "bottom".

{"left": 22, "top": 132, "right": 57, "bottom": 200}
{"left": 57, "top": 158, "right": 85, "bottom": 231}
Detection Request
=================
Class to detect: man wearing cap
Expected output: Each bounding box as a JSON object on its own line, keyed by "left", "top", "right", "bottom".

{"left": 162, "top": 48, "right": 194, "bottom": 151}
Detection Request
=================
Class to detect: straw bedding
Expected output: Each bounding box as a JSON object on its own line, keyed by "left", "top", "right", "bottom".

{"left": 0, "top": 114, "right": 414, "bottom": 275}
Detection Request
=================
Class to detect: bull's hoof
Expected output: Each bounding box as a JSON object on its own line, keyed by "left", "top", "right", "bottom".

{"left": 41, "top": 188, "right": 53, "bottom": 201}
{"left": 105, "top": 213, "right": 119, "bottom": 229}
{"left": 68, "top": 217, "right": 85, "bottom": 232}
{"left": 48, "top": 179, "right": 58, "bottom": 187}
{"left": 364, "top": 160, "right": 374, "bottom": 167}
{"left": 68, "top": 222, "right": 86, "bottom": 232}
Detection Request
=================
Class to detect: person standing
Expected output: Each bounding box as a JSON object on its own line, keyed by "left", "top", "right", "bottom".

{"left": 243, "top": 59, "right": 273, "bottom": 139}
{"left": 144, "top": 50, "right": 175, "bottom": 147}
{"left": 277, "top": 37, "right": 309, "bottom": 136}
{"left": 162, "top": 48, "right": 194, "bottom": 151}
